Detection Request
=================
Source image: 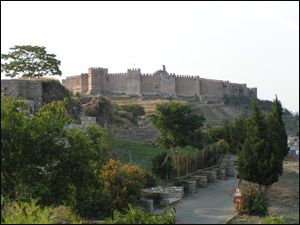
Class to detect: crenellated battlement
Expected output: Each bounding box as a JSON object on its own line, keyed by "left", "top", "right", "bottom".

{"left": 62, "top": 66, "right": 257, "bottom": 101}
{"left": 108, "top": 73, "right": 127, "bottom": 76}
{"left": 127, "top": 68, "right": 141, "bottom": 72}
{"left": 141, "top": 73, "right": 153, "bottom": 77}
{"left": 65, "top": 74, "right": 81, "bottom": 79}
{"left": 90, "top": 67, "right": 107, "bottom": 70}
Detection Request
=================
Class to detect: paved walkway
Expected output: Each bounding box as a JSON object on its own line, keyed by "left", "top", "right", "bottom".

{"left": 175, "top": 177, "right": 237, "bottom": 224}
{"left": 154, "top": 177, "right": 237, "bottom": 224}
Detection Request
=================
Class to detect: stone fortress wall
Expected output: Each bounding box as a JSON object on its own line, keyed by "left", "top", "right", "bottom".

{"left": 62, "top": 66, "right": 257, "bottom": 102}
{"left": 1, "top": 79, "right": 43, "bottom": 110}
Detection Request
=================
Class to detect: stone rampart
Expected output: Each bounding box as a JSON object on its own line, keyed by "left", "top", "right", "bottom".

{"left": 1, "top": 79, "right": 43, "bottom": 109}
{"left": 62, "top": 66, "right": 257, "bottom": 101}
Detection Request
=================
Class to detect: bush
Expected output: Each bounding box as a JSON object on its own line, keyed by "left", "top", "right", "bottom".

{"left": 74, "top": 186, "right": 112, "bottom": 219}
{"left": 239, "top": 184, "right": 268, "bottom": 216}
{"left": 1, "top": 95, "right": 112, "bottom": 219}
{"left": 104, "top": 204, "right": 175, "bottom": 224}
{"left": 117, "top": 104, "right": 145, "bottom": 118}
{"left": 152, "top": 152, "right": 174, "bottom": 179}
{"left": 1, "top": 199, "right": 81, "bottom": 224}
{"left": 117, "top": 104, "right": 145, "bottom": 124}
{"left": 82, "top": 96, "right": 115, "bottom": 126}
{"left": 50, "top": 205, "right": 81, "bottom": 224}
{"left": 263, "top": 215, "right": 285, "bottom": 224}
{"left": 144, "top": 173, "right": 157, "bottom": 188}
{"left": 101, "top": 160, "right": 146, "bottom": 210}
{"left": 200, "top": 140, "right": 227, "bottom": 168}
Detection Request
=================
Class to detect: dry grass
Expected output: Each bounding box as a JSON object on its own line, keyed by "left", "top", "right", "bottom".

{"left": 107, "top": 96, "right": 184, "bottom": 115}
{"left": 107, "top": 95, "right": 245, "bottom": 127}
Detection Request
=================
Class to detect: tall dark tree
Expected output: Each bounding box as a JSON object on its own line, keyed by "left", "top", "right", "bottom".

{"left": 266, "top": 96, "right": 288, "bottom": 176}
{"left": 1, "top": 45, "right": 62, "bottom": 78}
{"left": 230, "top": 117, "right": 247, "bottom": 154}
{"left": 237, "top": 99, "right": 276, "bottom": 191}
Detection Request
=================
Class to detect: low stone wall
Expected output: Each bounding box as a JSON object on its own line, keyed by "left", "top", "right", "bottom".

{"left": 141, "top": 154, "right": 236, "bottom": 211}
{"left": 142, "top": 186, "right": 184, "bottom": 206}
{"left": 112, "top": 127, "right": 159, "bottom": 140}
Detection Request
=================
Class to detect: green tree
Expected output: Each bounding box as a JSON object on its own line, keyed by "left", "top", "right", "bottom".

{"left": 1, "top": 95, "right": 112, "bottom": 218}
{"left": 230, "top": 117, "right": 247, "bottom": 154}
{"left": 151, "top": 101, "right": 205, "bottom": 148}
{"left": 1, "top": 45, "right": 62, "bottom": 78}
{"left": 1, "top": 94, "right": 29, "bottom": 198}
{"left": 236, "top": 99, "right": 275, "bottom": 191}
{"left": 268, "top": 96, "right": 288, "bottom": 159}
{"left": 264, "top": 96, "right": 288, "bottom": 184}
{"left": 203, "top": 121, "right": 231, "bottom": 146}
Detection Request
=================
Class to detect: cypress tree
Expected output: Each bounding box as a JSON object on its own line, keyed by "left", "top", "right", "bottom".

{"left": 237, "top": 99, "right": 274, "bottom": 191}
{"left": 266, "top": 96, "right": 288, "bottom": 176}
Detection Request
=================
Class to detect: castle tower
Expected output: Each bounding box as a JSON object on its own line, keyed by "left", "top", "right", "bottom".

{"left": 154, "top": 66, "right": 176, "bottom": 98}
{"left": 86, "top": 67, "right": 108, "bottom": 95}
{"left": 126, "top": 68, "right": 142, "bottom": 96}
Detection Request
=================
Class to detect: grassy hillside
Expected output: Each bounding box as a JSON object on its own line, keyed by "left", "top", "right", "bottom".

{"left": 39, "top": 83, "right": 298, "bottom": 136}
{"left": 108, "top": 95, "right": 299, "bottom": 135}
{"left": 111, "top": 137, "right": 164, "bottom": 174}
{"left": 108, "top": 95, "right": 182, "bottom": 116}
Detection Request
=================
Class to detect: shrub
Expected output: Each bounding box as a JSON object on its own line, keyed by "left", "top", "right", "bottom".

{"left": 117, "top": 104, "right": 145, "bottom": 124}
{"left": 239, "top": 183, "right": 268, "bottom": 216}
{"left": 1, "top": 199, "right": 81, "bottom": 224}
{"left": 50, "top": 205, "right": 81, "bottom": 224}
{"left": 1, "top": 199, "right": 53, "bottom": 224}
{"left": 263, "top": 215, "right": 285, "bottom": 224}
{"left": 101, "top": 160, "right": 146, "bottom": 210}
{"left": 83, "top": 96, "right": 115, "bottom": 125}
{"left": 117, "top": 104, "right": 145, "bottom": 118}
{"left": 200, "top": 140, "right": 227, "bottom": 168}
{"left": 152, "top": 152, "right": 174, "bottom": 179}
{"left": 42, "top": 79, "right": 71, "bottom": 103}
{"left": 144, "top": 173, "right": 157, "bottom": 188}
{"left": 104, "top": 204, "right": 176, "bottom": 224}
{"left": 74, "top": 186, "right": 112, "bottom": 219}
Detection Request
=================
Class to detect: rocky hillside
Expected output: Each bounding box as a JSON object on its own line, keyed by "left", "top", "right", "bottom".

{"left": 41, "top": 80, "right": 136, "bottom": 127}
{"left": 107, "top": 95, "right": 299, "bottom": 136}
{"left": 40, "top": 81, "right": 299, "bottom": 136}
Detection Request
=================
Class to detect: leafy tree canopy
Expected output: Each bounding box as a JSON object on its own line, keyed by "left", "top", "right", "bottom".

{"left": 1, "top": 45, "right": 62, "bottom": 78}
{"left": 151, "top": 101, "right": 205, "bottom": 148}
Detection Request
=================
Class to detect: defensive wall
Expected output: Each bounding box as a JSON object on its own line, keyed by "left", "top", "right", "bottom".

{"left": 62, "top": 67, "right": 257, "bottom": 102}
{"left": 1, "top": 79, "right": 43, "bottom": 110}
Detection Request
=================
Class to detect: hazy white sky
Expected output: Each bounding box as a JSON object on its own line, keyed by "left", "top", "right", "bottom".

{"left": 1, "top": 1, "right": 299, "bottom": 112}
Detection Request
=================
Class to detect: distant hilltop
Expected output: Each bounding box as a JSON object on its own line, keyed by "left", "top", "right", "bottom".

{"left": 60, "top": 65, "right": 257, "bottom": 103}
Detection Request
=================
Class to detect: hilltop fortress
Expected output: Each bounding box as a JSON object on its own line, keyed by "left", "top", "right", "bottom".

{"left": 61, "top": 66, "right": 257, "bottom": 103}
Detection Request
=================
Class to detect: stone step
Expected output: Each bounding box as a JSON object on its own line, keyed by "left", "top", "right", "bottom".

{"left": 160, "top": 197, "right": 181, "bottom": 206}
{"left": 185, "top": 180, "right": 197, "bottom": 193}
{"left": 190, "top": 175, "right": 208, "bottom": 187}
{"left": 217, "top": 168, "right": 226, "bottom": 179}
{"left": 200, "top": 170, "right": 217, "bottom": 183}
{"left": 140, "top": 198, "right": 154, "bottom": 213}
